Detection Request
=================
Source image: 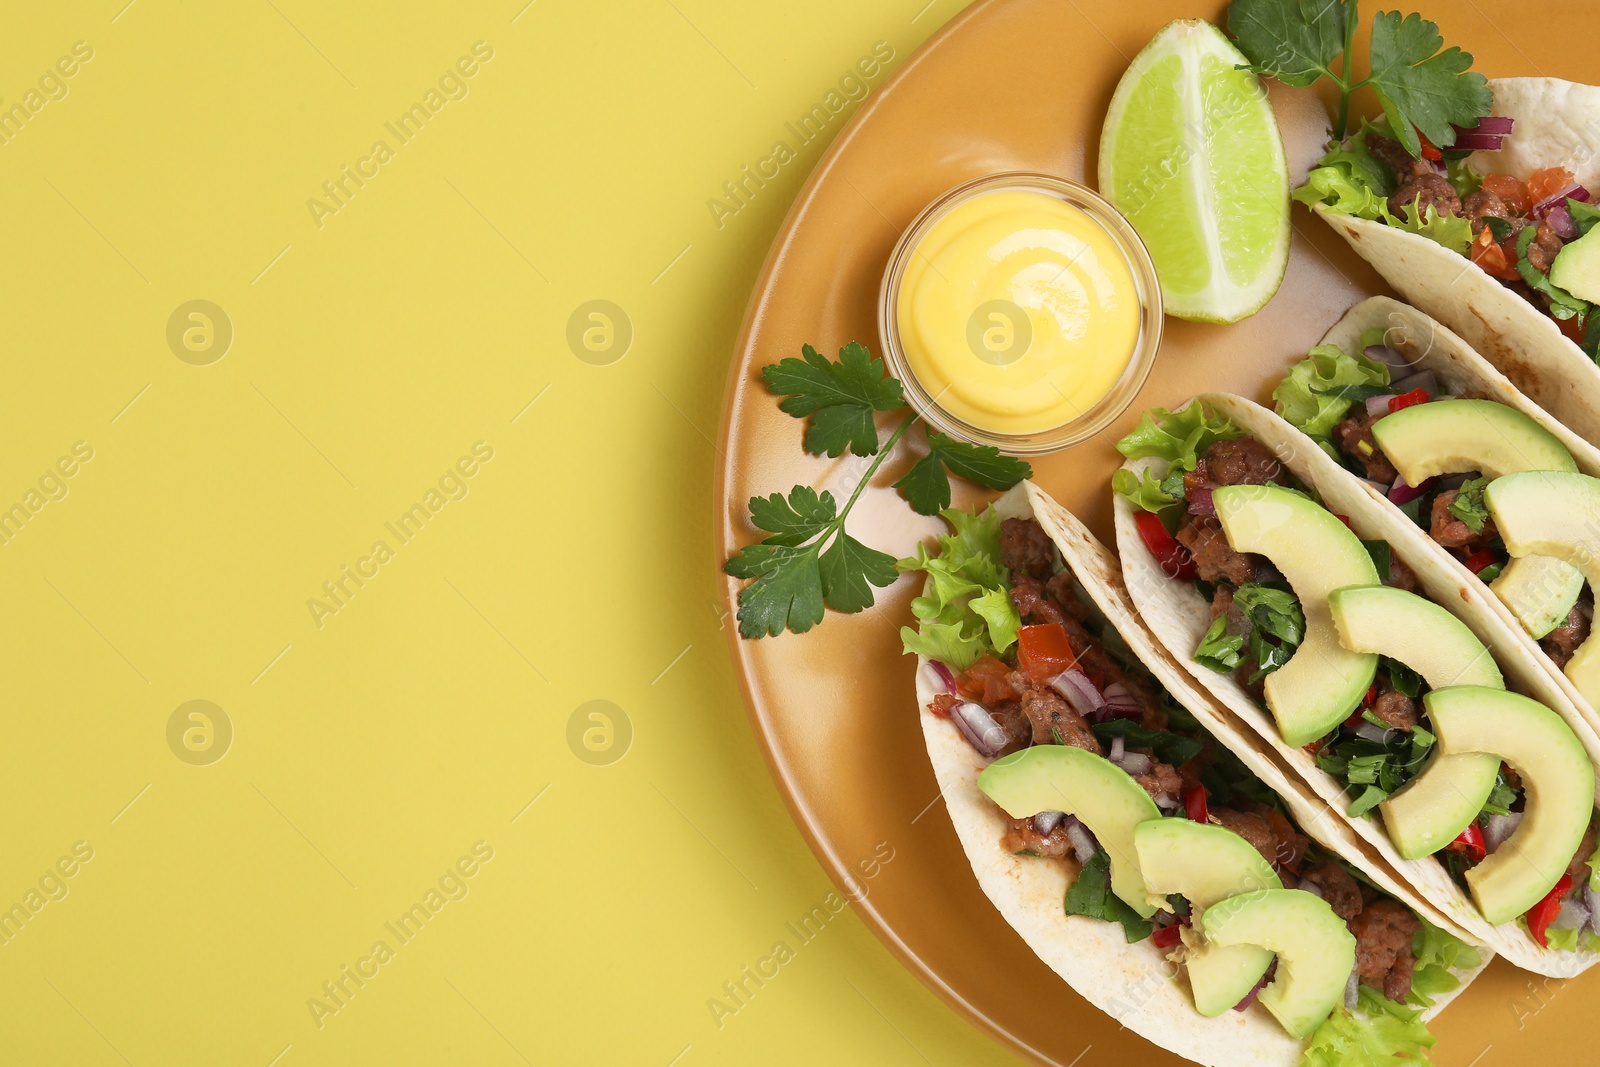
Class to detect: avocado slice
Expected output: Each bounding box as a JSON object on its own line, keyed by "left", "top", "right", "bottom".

{"left": 1369, "top": 398, "right": 1582, "bottom": 639}
{"left": 1328, "top": 585, "right": 1505, "bottom": 858}
{"left": 1493, "top": 556, "right": 1587, "bottom": 640}
{"left": 1200, "top": 888, "right": 1357, "bottom": 1038}
{"left": 1212, "top": 484, "right": 1379, "bottom": 745}
{"left": 978, "top": 745, "right": 1161, "bottom": 917}
{"left": 1134, "top": 819, "right": 1280, "bottom": 1016}
{"left": 1425, "top": 686, "right": 1596, "bottom": 925}
{"left": 1551, "top": 226, "right": 1600, "bottom": 304}
{"left": 1484, "top": 472, "right": 1600, "bottom": 706}
{"left": 1369, "top": 398, "right": 1576, "bottom": 482}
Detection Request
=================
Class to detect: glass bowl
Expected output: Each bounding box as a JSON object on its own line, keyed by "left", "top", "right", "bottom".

{"left": 878, "top": 172, "right": 1163, "bottom": 456}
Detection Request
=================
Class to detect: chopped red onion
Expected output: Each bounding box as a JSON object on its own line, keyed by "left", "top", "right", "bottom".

{"left": 1064, "top": 817, "right": 1098, "bottom": 864}
{"left": 1451, "top": 130, "right": 1506, "bottom": 151}
{"left": 951, "top": 701, "right": 1008, "bottom": 758}
{"left": 1583, "top": 885, "right": 1600, "bottom": 936}
{"left": 1364, "top": 344, "right": 1413, "bottom": 371}
{"left": 1389, "top": 370, "right": 1437, "bottom": 398}
{"left": 1102, "top": 682, "right": 1142, "bottom": 719}
{"left": 1050, "top": 669, "right": 1105, "bottom": 719}
{"left": 1483, "top": 811, "right": 1522, "bottom": 853}
{"left": 1298, "top": 878, "right": 1325, "bottom": 900}
{"left": 1153, "top": 909, "right": 1179, "bottom": 928}
{"left": 1365, "top": 394, "right": 1398, "bottom": 418}
{"left": 1233, "top": 964, "right": 1275, "bottom": 1012}
{"left": 1154, "top": 792, "right": 1180, "bottom": 812}
{"left": 1354, "top": 722, "right": 1392, "bottom": 743}
{"left": 1548, "top": 202, "right": 1579, "bottom": 240}
{"left": 1109, "top": 735, "right": 1126, "bottom": 763}
{"left": 1435, "top": 472, "right": 1470, "bottom": 491}
{"left": 921, "top": 660, "right": 957, "bottom": 696}
{"left": 1344, "top": 971, "right": 1360, "bottom": 1010}
{"left": 1551, "top": 897, "right": 1590, "bottom": 931}
{"left": 1460, "top": 115, "right": 1514, "bottom": 136}
{"left": 1534, "top": 184, "right": 1590, "bottom": 218}
{"left": 1187, "top": 485, "right": 1216, "bottom": 518}
{"left": 1033, "top": 810, "right": 1066, "bottom": 836}
{"left": 1117, "top": 752, "right": 1153, "bottom": 775}
{"left": 1389, "top": 473, "right": 1436, "bottom": 505}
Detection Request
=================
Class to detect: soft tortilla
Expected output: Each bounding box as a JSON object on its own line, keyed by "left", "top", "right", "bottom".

{"left": 917, "top": 482, "right": 1486, "bottom": 1067}
{"left": 1313, "top": 78, "right": 1600, "bottom": 443}
{"left": 1114, "top": 393, "right": 1600, "bottom": 977}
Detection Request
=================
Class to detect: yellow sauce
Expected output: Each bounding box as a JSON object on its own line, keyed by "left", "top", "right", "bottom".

{"left": 897, "top": 189, "right": 1141, "bottom": 435}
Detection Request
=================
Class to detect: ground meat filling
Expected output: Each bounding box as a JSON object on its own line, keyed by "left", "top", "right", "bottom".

{"left": 1370, "top": 676, "right": 1421, "bottom": 731}
{"left": 1350, "top": 899, "right": 1421, "bottom": 1002}
{"left": 1335, "top": 413, "right": 1400, "bottom": 483}
{"left": 999, "top": 517, "right": 1055, "bottom": 579}
{"left": 1526, "top": 220, "right": 1565, "bottom": 274}
{"left": 1177, "top": 521, "right": 1259, "bottom": 585}
{"left": 1566, "top": 815, "right": 1599, "bottom": 883}
{"left": 1299, "top": 861, "right": 1363, "bottom": 921}
{"left": 1208, "top": 805, "right": 1313, "bottom": 875}
{"left": 1542, "top": 598, "right": 1592, "bottom": 671}
{"left": 1389, "top": 171, "right": 1461, "bottom": 223}
{"left": 1429, "top": 489, "right": 1497, "bottom": 549}
{"left": 1000, "top": 816, "right": 1077, "bottom": 859}
{"left": 1010, "top": 575, "right": 1067, "bottom": 626}
{"left": 1205, "top": 438, "right": 1283, "bottom": 487}
{"left": 1012, "top": 675, "right": 1103, "bottom": 752}
{"left": 1387, "top": 554, "right": 1419, "bottom": 594}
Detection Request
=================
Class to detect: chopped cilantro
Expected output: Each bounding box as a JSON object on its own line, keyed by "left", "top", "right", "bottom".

{"left": 1064, "top": 849, "right": 1153, "bottom": 943}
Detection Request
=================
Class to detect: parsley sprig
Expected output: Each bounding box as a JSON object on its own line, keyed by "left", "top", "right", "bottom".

{"left": 724, "top": 342, "right": 1031, "bottom": 639}
{"left": 1228, "top": 0, "right": 1493, "bottom": 157}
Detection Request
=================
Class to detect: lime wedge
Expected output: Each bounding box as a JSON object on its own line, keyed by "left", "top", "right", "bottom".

{"left": 1099, "top": 19, "right": 1289, "bottom": 323}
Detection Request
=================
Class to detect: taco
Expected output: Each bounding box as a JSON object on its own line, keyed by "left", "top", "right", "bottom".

{"left": 1267, "top": 296, "right": 1600, "bottom": 739}
{"left": 1114, "top": 392, "right": 1600, "bottom": 976}
{"left": 903, "top": 481, "right": 1487, "bottom": 1065}
{"left": 1294, "top": 79, "right": 1600, "bottom": 442}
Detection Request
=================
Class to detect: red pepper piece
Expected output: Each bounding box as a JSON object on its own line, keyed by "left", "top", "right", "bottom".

{"left": 1526, "top": 874, "right": 1575, "bottom": 948}
{"left": 1150, "top": 924, "right": 1184, "bottom": 949}
{"left": 1016, "top": 624, "right": 1082, "bottom": 687}
{"left": 1388, "top": 388, "right": 1430, "bottom": 414}
{"left": 1134, "top": 511, "right": 1197, "bottom": 581}
{"left": 1446, "top": 823, "right": 1486, "bottom": 863}
{"left": 1418, "top": 131, "right": 1442, "bottom": 160}
{"left": 1184, "top": 785, "right": 1209, "bottom": 824}
{"left": 1462, "top": 548, "right": 1499, "bottom": 575}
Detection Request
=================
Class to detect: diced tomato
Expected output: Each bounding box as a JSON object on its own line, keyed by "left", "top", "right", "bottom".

{"left": 1482, "top": 173, "right": 1531, "bottom": 215}
{"left": 1388, "top": 388, "right": 1430, "bottom": 414}
{"left": 1303, "top": 737, "right": 1326, "bottom": 756}
{"left": 1184, "top": 785, "right": 1209, "bottom": 824}
{"left": 1525, "top": 874, "right": 1575, "bottom": 948}
{"left": 1335, "top": 514, "right": 1354, "bottom": 531}
{"left": 957, "top": 656, "right": 1017, "bottom": 704}
{"left": 1417, "top": 131, "right": 1442, "bottom": 161}
{"left": 1134, "top": 510, "right": 1197, "bottom": 581}
{"left": 1445, "top": 823, "right": 1487, "bottom": 863}
{"left": 1016, "top": 624, "right": 1080, "bottom": 687}
{"left": 1470, "top": 227, "right": 1522, "bottom": 282}
{"left": 1462, "top": 548, "right": 1499, "bottom": 574}
{"left": 1364, "top": 684, "right": 1378, "bottom": 708}
{"left": 1150, "top": 924, "right": 1184, "bottom": 949}
{"left": 1526, "top": 166, "right": 1576, "bottom": 208}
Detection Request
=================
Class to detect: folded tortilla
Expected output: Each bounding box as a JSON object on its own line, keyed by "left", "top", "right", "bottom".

{"left": 1115, "top": 392, "right": 1600, "bottom": 976}
{"left": 917, "top": 481, "right": 1487, "bottom": 1066}
{"left": 1313, "top": 78, "right": 1600, "bottom": 444}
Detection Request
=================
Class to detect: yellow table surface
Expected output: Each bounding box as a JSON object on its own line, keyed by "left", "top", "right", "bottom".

{"left": 0, "top": 1, "right": 1018, "bottom": 1064}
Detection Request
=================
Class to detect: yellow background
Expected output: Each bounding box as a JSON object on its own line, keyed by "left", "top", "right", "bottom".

{"left": 0, "top": 1, "right": 1022, "bottom": 1064}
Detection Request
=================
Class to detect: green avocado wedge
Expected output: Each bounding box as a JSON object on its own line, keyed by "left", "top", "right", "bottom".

{"left": 978, "top": 746, "right": 1161, "bottom": 917}
{"left": 1134, "top": 819, "right": 1280, "bottom": 1016}
{"left": 1328, "top": 585, "right": 1504, "bottom": 858}
{"left": 1369, "top": 399, "right": 1582, "bottom": 640}
{"left": 1212, "top": 484, "right": 1379, "bottom": 745}
{"left": 1200, "top": 888, "right": 1356, "bottom": 1038}
{"left": 1484, "top": 472, "right": 1600, "bottom": 707}
{"left": 1424, "top": 686, "right": 1596, "bottom": 925}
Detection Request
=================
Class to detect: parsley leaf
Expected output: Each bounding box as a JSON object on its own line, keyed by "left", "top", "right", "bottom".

{"left": 1228, "top": 0, "right": 1348, "bottom": 88}
{"left": 1233, "top": 583, "right": 1305, "bottom": 646}
{"left": 1092, "top": 720, "right": 1206, "bottom": 767}
{"left": 1447, "top": 476, "right": 1490, "bottom": 534}
{"left": 728, "top": 342, "right": 1033, "bottom": 640}
{"left": 1195, "top": 616, "right": 1247, "bottom": 673}
{"left": 894, "top": 429, "right": 1032, "bottom": 515}
{"left": 761, "top": 342, "right": 905, "bottom": 458}
{"left": 1064, "top": 849, "right": 1153, "bottom": 943}
{"left": 1367, "top": 11, "right": 1493, "bottom": 158}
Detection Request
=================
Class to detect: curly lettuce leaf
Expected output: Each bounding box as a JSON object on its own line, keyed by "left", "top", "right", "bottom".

{"left": 1408, "top": 917, "right": 1481, "bottom": 1006}
{"left": 1379, "top": 197, "right": 1474, "bottom": 254}
{"left": 1111, "top": 467, "right": 1182, "bottom": 514}
{"left": 898, "top": 506, "right": 1020, "bottom": 667}
{"left": 1272, "top": 344, "right": 1392, "bottom": 445}
{"left": 1302, "top": 985, "right": 1437, "bottom": 1067}
{"left": 1115, "top": 400, "right": 1244, "bottom": 472}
